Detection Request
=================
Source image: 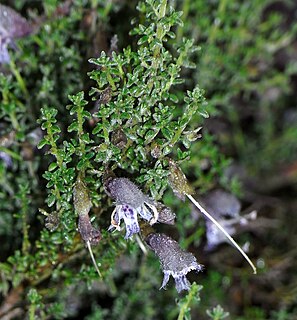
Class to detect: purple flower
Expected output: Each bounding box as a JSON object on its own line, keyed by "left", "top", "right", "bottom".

{"left": 0, "top": 36, "right": 10, "bottom": 64}
{"left": 146, "top": 233, "right": 203, "bottom": 293}
{"left": 0, "top": 4, "right": 33, "bottom": 64}
{"left": 200, "top": 189, "right": 241, "bottom": 220}
{"left": 104, "top": 177, "right": 159, "bottom": 239}
{"left": 0, "top": 151, "right": 13, "bottom": 168}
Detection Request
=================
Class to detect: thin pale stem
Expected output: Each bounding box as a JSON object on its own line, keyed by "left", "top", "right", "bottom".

{"left": 86, "top": 240, "right": 102, "bottom": 278}
{"left": 187, "top": 194, "right": 257, "bottom": 274}
{"left": 135, "top": 234, "right": 148, "bottom": 255}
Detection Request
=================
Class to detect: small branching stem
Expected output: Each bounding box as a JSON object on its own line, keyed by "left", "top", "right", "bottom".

{"left": 151, "top": 0, "right": 167, "bottom": 70}
{"left": 187, "top": 194, "right": 257, "bottom": 274}
{"left": 208, "top": 0, "right": 228, "bottom": 44}
{"left": 158, "top": 0, "right": 167, "bottom": 19}
{"left": 177, "top": 283, "right": 200, "bottom": 320}
{"left": 0, "top": 147, "right": 22, "bottom": 160}
{"left": 29, "top": 304, "right": 36, "bottom": 320}
{"left": 47, "top": 131, "right": 63, "bottom": 168}
{"left": 77, "top": 107, "right": 85, "bottom": 155}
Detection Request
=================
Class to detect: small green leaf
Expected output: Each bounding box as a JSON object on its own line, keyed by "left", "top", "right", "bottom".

{"left": 47, "top": 194, "right": 56, "bottom": 207}
{"left": 68, "top": 122, "right": 78, "bottom": 132}
{"left": 37, "top": 138, "right": 49, "bottom": 149}
{"left": 48, "top": 162, "right": 58, "bottom": 171}
{"left": 145, "top": 129, "right": 159, "bottom": 143}
{"left": 161, "top": 127, "right": 174, "bottom": 140}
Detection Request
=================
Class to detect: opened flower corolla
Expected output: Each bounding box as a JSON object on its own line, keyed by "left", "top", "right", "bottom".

{"left": 146, "top": 233, "right": 203, "bottom": 293}
{"left": 104, "top": 177, "right": 159, "bottom": 239}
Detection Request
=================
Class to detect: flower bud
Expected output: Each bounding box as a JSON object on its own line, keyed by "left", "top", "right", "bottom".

{"left": 155, "top": 202, "right": 176, "bottom": 225}
{"left": 78, "top": 214, "right": 101, "bottom": 245}
{"left": 168, "top": 159, "right": 194, "bottom": 201}
{"left": 73, "top": 177, "right": 101, "bottom": 244}
{"left": 73, "top": 178, "right": 92, "bottom": 216}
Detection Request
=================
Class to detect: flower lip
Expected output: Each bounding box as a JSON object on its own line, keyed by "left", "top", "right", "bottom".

{"left": 105, "top": 177, "right": 159, "bottom": 238}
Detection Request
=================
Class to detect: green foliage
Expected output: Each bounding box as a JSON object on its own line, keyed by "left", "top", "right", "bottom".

{"left": 181, "top": 0, "right": 297, "bottom": 174}
{"left": 85, "top": 1, "right": 207, "bottom": 198}
{"left": 176, "top": 283, "right": 203, "bottom": 320}
{"left": 206, "top": 305, "right": 230, "bottom": 320}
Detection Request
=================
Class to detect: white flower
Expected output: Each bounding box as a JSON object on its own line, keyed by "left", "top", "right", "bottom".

{"left": 104, "top": 177, "right": 159, "bottom": 239}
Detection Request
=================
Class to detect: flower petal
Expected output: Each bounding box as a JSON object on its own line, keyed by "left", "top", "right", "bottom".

{"left": 0, "top": 150, "right": 12, "bottom": 167}
{"left": 121, "top": 204, "right": 140, "bottom": 239}
{"left": 0, "top": 40, "right": 10, "bottom": 64}
{"left": 205, "top": 220, "right": 236, "bottom": 251}
{"left": 138, "top": 204, "right": 153, "bottom": 221}
{"left": 160, "top": 271, "right": 170, "bottom": 290}
{"left": 174, "top": 275, "right": 191, "bottom": 293}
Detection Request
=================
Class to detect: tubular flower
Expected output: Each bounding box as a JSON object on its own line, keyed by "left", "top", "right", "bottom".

{"left": 146, "top": 233, "right": 203, "bottom": 293}
{"left": 104, "top": 177, "right": 159, "bottom": 239}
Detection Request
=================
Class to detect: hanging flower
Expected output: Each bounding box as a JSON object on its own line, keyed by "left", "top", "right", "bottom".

{"left": 0, "top": 4, "right": 33, "bottom": 64}
{"left": 145, "top": 233, "right": 203, "bottom": 293}
{"left": 104, "top": 177, "right": 159, "bottom": 239}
